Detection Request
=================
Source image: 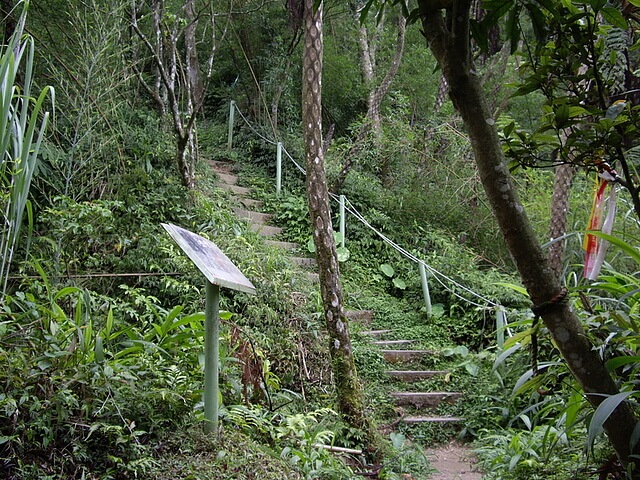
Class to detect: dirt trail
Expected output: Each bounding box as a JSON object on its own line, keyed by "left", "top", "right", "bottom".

{"left": 426, "top": 441, "right": 484, "bottom": 479}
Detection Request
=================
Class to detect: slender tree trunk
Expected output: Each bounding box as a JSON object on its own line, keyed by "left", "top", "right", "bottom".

{"left": 302, "top": 0, "right": 374, "bottom": 441}
{"left": 548, "top": 163, "right": 575, "bottom": 279}
{"left": 418, "top": 0, "right": 640, "bottom": 470}
{"left": 332, "top": 10, "right": 406, "bottom": 192}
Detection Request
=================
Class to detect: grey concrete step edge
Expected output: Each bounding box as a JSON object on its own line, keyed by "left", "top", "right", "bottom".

{"left": 382, "top": 349, "right": 436, "bottom": 362}
{"left": 207, "top": 159, "right": 235, "bottom": 174}
{"left": 233, "top": 208, "right": 272, "bottom": 224}
{"left": 216, "top": 172, "right": 238, "bottom": 185}
{"left": 360, "top": 329, "right": 392, "bottom": 336}
{"left": 401, "top": 416, "right": 464, "bottom": 424}
{"left": 249, "top": 224, "right": 282, "bottom": 237}
{"left": 344, "top": 310, "right": 374, "bottom": 321}
{"left": 217, "top": 183, "right": 253, "bottom": 196}
{"left": 265, "top": 240, "right": 299, "bottom": 250}
{"left": 391, "top": 391, "right": 463, "bottom": 408}
{"left": 385, "top": 370, "right": 450, "bottom": 381}
{"left": 290, "top": 257, "right": 317, "bottom": 267}
{"left": 372, "top": 339, "right": 416, "bottom": 346}
{"left": 239, "top": 198, "right": 264, "bottom": 209}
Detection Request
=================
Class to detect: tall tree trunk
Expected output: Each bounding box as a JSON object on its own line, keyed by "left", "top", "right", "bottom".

{"left": 417, "top": 0, "right": 640, "bottom": 469}
{"left": 302, "top": 0, "right": 374, "bottom": 441}
{"left": 548, "top": 164, "right": 575, "bottom": 279}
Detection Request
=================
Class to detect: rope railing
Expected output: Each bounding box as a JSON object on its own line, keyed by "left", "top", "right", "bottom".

{"left": 227, "top": 100, "right": 509, "bottom": 330}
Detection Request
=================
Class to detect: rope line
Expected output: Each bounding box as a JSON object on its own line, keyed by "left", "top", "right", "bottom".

{"left": 233, "top": 104, "right": 277, "bottom": 146}
{"left": 231, "top": 102, "right": 502, "bottom": 311}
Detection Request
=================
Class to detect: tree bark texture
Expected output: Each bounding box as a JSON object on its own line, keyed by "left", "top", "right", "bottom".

{"left": 548, "top": 163, "right": 575, "bottom": 280}
{"left": 417, "top": 0, "right": 640, "bottom": 469}
{"left": 302, "top": 0, "right": 372, "bottom": 436}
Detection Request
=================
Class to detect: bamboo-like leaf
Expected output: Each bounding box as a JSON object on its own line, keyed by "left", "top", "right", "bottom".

{"left": 493, "top": 343, "right": 522, "bottom": 371}
{"left": 605, "top": 356, "right": 640, "bottom": 372}
{"left": 586, "top": 231, "right": 640, "bottom": 266}
{"left": 0, "top": 3, "right": 53, "bottom": 296}
{"left": 587, "top": 391, "right": 638, "bottom": 452}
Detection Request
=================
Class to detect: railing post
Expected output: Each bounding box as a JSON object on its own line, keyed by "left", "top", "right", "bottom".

{"left": 418, "top": 262, "right": 432, "bottom": 318}
{"left": 339, "top": 194, "right": 346, "bottom": 248}
{"left": 496, "top": 308, "right": 506, "bottom": 348}
{"left": 227, "top": 100, "right": 236, "bottom": 150}
{"left": 276, "top": 141, "right": 282, "bottom": 195}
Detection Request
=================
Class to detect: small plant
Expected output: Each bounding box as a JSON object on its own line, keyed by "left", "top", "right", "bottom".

{"left": 379, "top": 263, "right": 406, "bottom": 290}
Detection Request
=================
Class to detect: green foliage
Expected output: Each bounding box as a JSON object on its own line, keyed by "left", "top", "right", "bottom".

{"left": 0, "top": 3, "right": 53, "bottom": 296}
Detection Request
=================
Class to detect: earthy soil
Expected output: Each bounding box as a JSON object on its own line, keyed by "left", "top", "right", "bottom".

{"left": 426, "top": 441, "right": 484, "bottom": 479}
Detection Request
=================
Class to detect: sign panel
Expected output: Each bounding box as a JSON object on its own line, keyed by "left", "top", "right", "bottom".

{"left": 161, "top": 223, "right": 256, "bottom": 294}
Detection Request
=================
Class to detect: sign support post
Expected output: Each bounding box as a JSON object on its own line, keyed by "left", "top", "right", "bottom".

{"left": 204, "top": 281, "right": 221, "bottom": 434}
{"left": 161, "top": 223, "right": 255, "bottom": 438}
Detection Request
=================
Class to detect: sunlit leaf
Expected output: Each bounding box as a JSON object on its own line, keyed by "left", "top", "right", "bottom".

{"left": 587, "top": 391, "right": 638, "bottom": 453}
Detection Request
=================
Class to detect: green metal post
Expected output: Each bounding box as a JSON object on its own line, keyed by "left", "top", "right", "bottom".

{"left": 227, "top": 100, "right": 235, "bottom": 150}
{"left": 204, "top": 281, "right": 220, "bottom": 435}
{"left": 276, "top": 142, "right": 282, "bottom": 195}
{"left": 419, "top": 262, "right": 432, "bottom": 318}
{"left": 496, "top": 308, "right": 506, "bottom": 349}
{"left": 339, "top": 194, "right": 345, "bottom": 248}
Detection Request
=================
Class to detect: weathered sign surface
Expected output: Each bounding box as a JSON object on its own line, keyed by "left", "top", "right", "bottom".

{"left": 161, "top": 223, "right": 256, "bottom": 294}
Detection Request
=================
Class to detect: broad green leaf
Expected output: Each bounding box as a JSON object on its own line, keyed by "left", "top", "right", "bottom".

{"left": 307, "top": 237, "right": 316, "bottom": 253}
{"left": 95, "top": 336, "right": 104, "bottom": 362}
{"left": 380, "top": 263, "right": 394, "bottom": 277}
{"left": 336, "top": 246, "right": 350, "bottom": 262}
{"left": 392, "top": 277, "right": 406, "bottom": 289}
{"left": 465, "top": 362, "right": 480, "bottom": 376}
{"left": 601, "top": 6, "right": 627, "bottom": 28}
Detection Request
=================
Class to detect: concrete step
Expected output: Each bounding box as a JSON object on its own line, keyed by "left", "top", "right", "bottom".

{"left": 401, "top": 416, "right": 464, "bottom": 424}
{"left": 291, "top": 256, "right": 316, "bottom": 267}
{"left": 233, "top": 208, "right": 272, "bottom": 224}
{"left": 372, "top": 339, "right": 416, "bottom": 347}
{"left": 345, "top": 310, "right": 374, "bottom": 322}
{"left": 382, "top": 349, "right": 435, "bottom": 363}
{"left": 265, "top": 240, "right": 299, "bottom": 251}
{"left": 250, "top": 224, "right": 282, "bottom": 237}
{"left": 239, "top": 198, "right": 263, "bottom": 210}
{"left": 360, "top": 329, "right": 392, "bottom": 337}
{"left": 217, "top": 182, "right": 252, "bottom": 196}
{"left": 386, "top": 370, "right": 450, "bottom": 382}
{"left": 217, "top": 172, "right": 238, "bottom": 185}
{"left": 307, "top": 272, "right": 319, "bottom": 282}
{"left": 207, "top": 159, "right": 235, "bottom": 174}
{"left": 391, "top": 391, "right": 462, "bottom": 409}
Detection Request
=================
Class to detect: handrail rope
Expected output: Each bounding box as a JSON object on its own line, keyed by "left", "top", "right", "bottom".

{"left": 232, "top": 102, "right": 501, "bottom": 310}
{"left": 339, "top": 197, "right": 500, "bottom": 308}
{"left": 233, "top": 103, "right": 278, "bottom": 146}
{"left": 282, "top": 145, "right": 307, "bottom": 175}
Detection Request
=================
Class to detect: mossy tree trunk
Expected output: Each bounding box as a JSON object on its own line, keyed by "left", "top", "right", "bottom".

{"left": 301, "top": 0, "right": 374, "bottom": 440}
{"left": 417, "top": 0, "right": 640, "bottom": 470}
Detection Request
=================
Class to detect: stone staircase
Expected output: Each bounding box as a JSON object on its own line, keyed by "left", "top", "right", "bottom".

{"left": 362, "top": 326, "right": 465, "bottom": 427}
{"left": 209, "top": 159, "right": 464, "bottom": 430}
{"left": 209, "top": 159, "right": 316, "bottom": 270}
